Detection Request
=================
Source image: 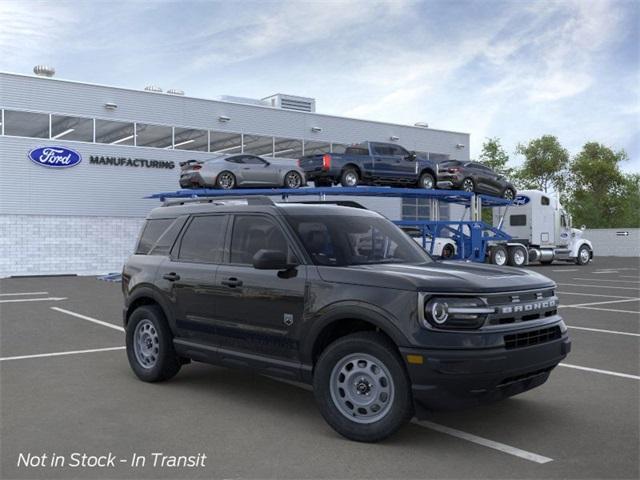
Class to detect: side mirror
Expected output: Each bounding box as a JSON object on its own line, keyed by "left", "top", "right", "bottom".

{"left": 407, "top": 151, "right": 417, "bottom": 161}
{"left": 252, "top": 249, "right": 292, "bottom": 270}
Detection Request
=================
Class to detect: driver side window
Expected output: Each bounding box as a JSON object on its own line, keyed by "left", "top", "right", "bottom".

{"left": 229, "top": 215, "right": 296, "bottom": 265}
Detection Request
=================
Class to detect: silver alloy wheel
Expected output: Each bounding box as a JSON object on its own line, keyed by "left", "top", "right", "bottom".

{"left": 504, "top": 189, "right": 515, "bottom": 200}
{"left": 329, "top": 352, "right": 395, "bottom": 424}
{"left": 513, "top": 248, "right": 526, "bottom": 265}
{"left": 218, "top": 172, "right": 235, "bottom": 189}
{"left": 579, "top": 246, "right": 590, "bottom": 263}
{"left": 133, "top": 319, "right": 159, "bottom": 369}
{"left": 462, "top": 179, "right": 474, "bottom": 192}
{"left": 421, "top": 175, "right": 434, "bottom": 189}
{"left": 285, "top": 171, "right": 302, "bottom": 189}
{"left": 494, "top": 249, "right": 507, "bottom": 265}
{"left": 344, "top": 171, "right": 358, "bottom": 186}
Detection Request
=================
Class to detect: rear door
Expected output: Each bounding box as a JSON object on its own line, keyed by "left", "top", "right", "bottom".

{"left": 159, "top": 214, "right": 229, "bottom": 342}
{"left": 213, "top": 214, "right": 307, "bottom": 361}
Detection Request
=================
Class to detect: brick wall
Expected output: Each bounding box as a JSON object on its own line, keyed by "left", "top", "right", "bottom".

{"left": 0, "top": 215, "right": 144, "bottom": 277}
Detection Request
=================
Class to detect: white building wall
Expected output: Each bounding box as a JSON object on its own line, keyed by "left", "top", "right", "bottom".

{"left": 584, "top": 228, "right": 640, "bottom": 257}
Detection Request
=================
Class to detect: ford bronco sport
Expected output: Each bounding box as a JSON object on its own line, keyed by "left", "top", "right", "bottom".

{"left": 123, "top": 197, "right": 570, "bottom": 442}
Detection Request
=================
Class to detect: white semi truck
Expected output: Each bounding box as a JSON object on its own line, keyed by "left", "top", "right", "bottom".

{"left": 490, "top": 189, "right": 594, "bottom": 266}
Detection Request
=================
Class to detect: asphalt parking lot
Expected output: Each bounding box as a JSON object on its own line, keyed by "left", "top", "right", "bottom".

{"left": 1, "top": 256, "right": 638, "bottom": 479}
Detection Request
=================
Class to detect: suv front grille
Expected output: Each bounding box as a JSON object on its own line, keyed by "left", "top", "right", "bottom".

{"left": 485, "top": 288, "right": 558, "bottom": 326}
{"left": 504, "top": 326, "right": 561, "bottom": 350}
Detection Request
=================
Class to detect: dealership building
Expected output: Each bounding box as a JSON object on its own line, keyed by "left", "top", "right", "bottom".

{"left": 0, "top": 69, "right": 470, "bottom": 277}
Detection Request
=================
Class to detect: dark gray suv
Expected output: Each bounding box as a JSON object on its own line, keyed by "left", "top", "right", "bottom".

{"left": 123, "top": 197, "right": 570, "bottom": 442}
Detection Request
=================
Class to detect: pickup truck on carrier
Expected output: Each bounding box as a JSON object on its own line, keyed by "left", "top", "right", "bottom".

{"left": 298, "top": 141, "right": 439, "bottom": 189}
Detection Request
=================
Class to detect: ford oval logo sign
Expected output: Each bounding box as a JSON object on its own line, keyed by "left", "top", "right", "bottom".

{"left": 513, "top": 195, "right": 530, "bottom": 206}
{"left": 28, "top": 146, "right": 82, "bottom": 168}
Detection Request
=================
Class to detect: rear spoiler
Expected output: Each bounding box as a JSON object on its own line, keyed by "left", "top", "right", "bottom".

{"left": 179, "top": 159, "right": 202, "bottom": 168}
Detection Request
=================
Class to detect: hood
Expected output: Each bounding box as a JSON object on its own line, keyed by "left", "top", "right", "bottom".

{"left": 316, "top": 261, "right": 555, "bottom": 293}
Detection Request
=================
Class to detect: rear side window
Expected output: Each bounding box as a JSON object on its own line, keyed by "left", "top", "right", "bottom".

{"left": 510, "top": 215, "right": 527, "bottom": 226}
{"left": 178, "top": 215, "right": 227, "bottom": 263}
{"left": 149, "top": 217, "right": 187, "bottom": 255}
{"left": 345, "top": 147, "right": 369, "bottom": 156}
{"left": 136, "top": 219, "right": 174, "bottom": 254}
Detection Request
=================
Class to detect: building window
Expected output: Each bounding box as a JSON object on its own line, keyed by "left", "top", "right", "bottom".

{"left": 173, "top": 127, "right": 208, "bottom": 151}
{"left": 135, "top": 123, "right": 173, "bottom": 148}
{"left": 273, "top": 137, "right": 303, "bottom": 159}
{"left": 210, "top": 131, "right": 243, "bottom": 154}
{"left": 95, "top": 119, "right": 135, "bottom": 145}
{"left": 243, "top": 134, "right": 274, "bottom": 156}
{"left": 304, "top": 140, "right": 331, "bottom": 155}
{"left": 3, "top": 110, "right": 49, "bottom": 138}
{"left": 51, "top": 114, "right": 93, "bottom": 142}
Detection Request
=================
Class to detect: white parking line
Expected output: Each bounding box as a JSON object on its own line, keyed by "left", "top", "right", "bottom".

{"left": 593, "top": 271, "right": 619, "bottom": 274}
{"left": 0, "top": 346, "right": 125, "bottom": 362}
{"left": 0, "top": 297, "right": 67, "bottom": 304}
{"left": 567, "top": 326, "right": 640, "bottom": 337}
{"left": 0, "top": 291, "right": 49, "bottom": 296}
{"left": 572, "top": 278, "right": 640, "bottom": 284}
{"left": 619, "top": 275, "right": 640, "bottom": 279}
{"left": 559, "top": 363, "right": 640, "bottom": 380}
{"left": 559, "top": 298, "right": 640, "bottom": 308}
{"left": 267, "top": 377, "right": 553, "bottom": 464}
{"left": 552, "top": 269, "right": 579, "bottom": 272}
{"left": 557, "top": 291, "right": 637, "bottom": 299}
{"left": 566, "top": 306, "right": 640, "bottom": 315}
{"left": 557, "top": 283, "right": 640, "bottom": 291}
{"left": 413, "top": 420, "right": 553, "bottom": 464}
{"left": 51, "top": 307, "right": 124, "bottom": 332}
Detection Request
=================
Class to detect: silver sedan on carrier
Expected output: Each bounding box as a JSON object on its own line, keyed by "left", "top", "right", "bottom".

{"left": 179, "top": 154, "right": 307, "bottom": 189}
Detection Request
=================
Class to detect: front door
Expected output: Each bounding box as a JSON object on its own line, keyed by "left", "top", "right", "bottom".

{"left": 238, "top": 155, "right": 277, "bottom": 185}
{"left": 214, "top": 214, "right": 307, "bottom": 361}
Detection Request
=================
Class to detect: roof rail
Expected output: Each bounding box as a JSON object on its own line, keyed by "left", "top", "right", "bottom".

{"left": 162, "top": 195, "right": 274, "bottom": 207}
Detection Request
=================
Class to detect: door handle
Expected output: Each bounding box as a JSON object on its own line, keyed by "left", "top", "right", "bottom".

{"left": 221, "top": 277, "right": 243, "bottom": 288}
{"left": 162, "top": 272, "right": 180, "bottom": 281}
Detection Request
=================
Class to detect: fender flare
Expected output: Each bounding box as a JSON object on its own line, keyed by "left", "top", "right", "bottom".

{"left": 570, "top": 239, "right": 593, "bottom": 258}
{"left": 299, "top": 301, "right": 411, "bottom": 365}
{"left": 125, "top": 285, "right": 176, "bottom": 333}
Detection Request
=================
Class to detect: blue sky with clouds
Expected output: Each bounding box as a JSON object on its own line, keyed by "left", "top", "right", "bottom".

{"left": 1, "top": 0, "right": 638, "bottom": 171}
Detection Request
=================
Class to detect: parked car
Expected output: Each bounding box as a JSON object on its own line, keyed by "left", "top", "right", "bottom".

{"left": 123, "top": 197, "right": 570, "bottom": 442}
{"left": 298, "top": 141, "right": 438, "bottom": 189}
{"left": 400, "top": 226, "right": 457, "bottom": 258}
{"left": 179, "top": 154, "right": 306, "bottom": 189}
{"left": 436, "top": 160, "right": 516, "bottom": 199}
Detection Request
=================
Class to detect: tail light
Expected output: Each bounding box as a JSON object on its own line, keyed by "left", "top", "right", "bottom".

{"left": 192, "top": 165, "right": 202, "bottom": 170}
{"left": 297, "top": 159, "right": 301, "bottom": 167}
{"left": 322, "top": 154, "right": 332, "bottom": 171}
{"left": 448, "top": 167, "right": 460, "bottom": 173}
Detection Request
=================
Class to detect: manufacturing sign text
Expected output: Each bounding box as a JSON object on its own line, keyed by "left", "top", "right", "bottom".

{"left": 90, "top": 156, "right": 175, "bottom": 169}
{"left": 28, "top": 147, "right": 82, "bottom": 168}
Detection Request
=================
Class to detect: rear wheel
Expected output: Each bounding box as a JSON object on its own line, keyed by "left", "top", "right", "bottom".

{"left": 462, "top": 177, "right": 475, "bottom": 192}
{"left": 490, "top": 245, "right": 508, "bottom": 266}
{"left": 216, "top": 171, "right": 236, "bottom": 189}
{"left": 340, "top": 168, "right": 359, "bottom": 187}
{"left": 284, "top": 170, "right": 303, "bottom": 189}
{"left": 507, "top": 245, "right": 527, "bottom": 267}
{"left": 313, "top": 332, "right": 413, "bottom": 442}
{"left": 418, "top": 172, "right": 435, "bottom": 190}
{"left": 126, "top": 305, "right": 181, "bottom": 382}
{"left": 503, "top": 188, "right": 516, "bottom": 201}
{"left": 576, "top": 245, "right": 591, "bottom": 265}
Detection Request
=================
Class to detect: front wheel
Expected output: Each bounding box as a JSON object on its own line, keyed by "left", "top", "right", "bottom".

{"left": 284, "top": 170, "right": 303, "bottom": 189}
{"left": 576, "top": 245, "right": 591, "bottom": 265}
{"left": 313, "top": 332, "right": 413, "bottom": 442}
{"left": 126, "top": 305, "right": 181, "bottom": 382}
{"left": 503, "top": 188, "right": 516, "bottom": 201}
{"left": 418, "top": 172, "right": 435, "bottom": 190}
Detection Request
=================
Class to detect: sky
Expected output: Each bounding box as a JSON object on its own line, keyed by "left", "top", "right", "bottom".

{"left": 1, "top": 0, "right": 638, "bottom": 172}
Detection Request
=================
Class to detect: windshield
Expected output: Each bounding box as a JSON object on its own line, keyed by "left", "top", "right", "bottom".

{"left": 285, "top": 214, "right": 433, "bottom": 266}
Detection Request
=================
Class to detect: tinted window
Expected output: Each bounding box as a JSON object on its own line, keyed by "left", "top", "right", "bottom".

{"left": 136, "top": 219, "right": 174, "bottom": 254}
{"left": 4, "top": 110, "right": 49, "bottom": 138}
{"left": 242, "top": 156, "right": 267, "bottom": 165}
{"left": 136, "top": 123, "right": 172, "bottom": 148}
{"left": 510, "top": 215, "right": 527, "bottom": 226}
{"left": 541, "top": 196, "right": 550, "bottom": 206}
{"left": 178, "top": 215, "right": 227, "bottom": 263}
{"left": 225, "top": 156, "right": 244, "bottom": 164}
{"left": 345, "top": 147, "right": 369, "bottom": 156}
{"left": 286, "top": 215, "right": 432, "bottom": 266}
{"left": 230, "top": 216, "right": 290, "bottom": 264}
{"left": 390, "top": 145, "right": 409, "bottom": 157}
{"left": 373, "top": 144, "right": 394, "bottom": 155}
{"left": 149, "top": 217, "right": 187, "bottom": 255}
{"left": 95, "top": 119, "right": 134, "bottom": 145}
{"left": 51, "top": 114, "right": 93, "bottom": 142}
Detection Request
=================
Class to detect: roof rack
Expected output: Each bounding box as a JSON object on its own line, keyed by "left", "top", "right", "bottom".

{"left": 162, "top": 196, "right": 274, "bottom": 207}
{"left": 282, "top": 200, "right": 367, "bottom": 209}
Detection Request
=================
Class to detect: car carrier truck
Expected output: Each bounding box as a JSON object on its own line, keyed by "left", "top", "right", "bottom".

{"left": 491, "top": 190, "right": 593, "bottom": 266}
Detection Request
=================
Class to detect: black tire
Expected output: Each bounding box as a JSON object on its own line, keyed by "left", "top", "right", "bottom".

{"left": 461, "top": 177, "right": 475, "bottom": 192}
{"left": 313, "top": 332, "right": 413, "bottom": 443}
{"left": 126, "top": 305, "right": 181, "bottom": 382}
{"left": 490, "top": 245, "right": 508, "bottom": 266}
{"left": 284, "top": 170, "right": 303, "bottom": 189}
{"left": 507, "top": 245, "right": 527, "bottom": 267}
{"left": 576, "top": 245, "right": 591, "bottom": 265}
{"left": 216, "top": 171, "right": 236, "bottom": 189}
{"left": 418, "top": 172, "right": 435, "bottom": 190}
{"left": 503, "top": 188, "right": 516, "bottom": 201}
{"left": 340, "top": 168, "right": 359, "bottom": 187}
{"left": 441, "top": 243, "right": 455, "bottom": 259}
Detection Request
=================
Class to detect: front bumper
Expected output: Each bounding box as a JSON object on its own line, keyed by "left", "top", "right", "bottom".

{"left": 400, "top": 333, "right": 571, "bottom": 412}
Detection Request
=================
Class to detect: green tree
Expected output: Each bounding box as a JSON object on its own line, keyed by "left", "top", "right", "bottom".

{"left": 565, "top": 142, "right": 638, "bottom": 228}
{"left": 479, "top": 137, "right": 513, "bottom": 176}
{"left": 515, "top": 135, "right": 569, "bottom": 193}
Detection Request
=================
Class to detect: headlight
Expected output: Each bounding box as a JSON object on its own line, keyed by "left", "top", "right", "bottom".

{"left": 421, "top": 297, "right": 494, "bottom": 329}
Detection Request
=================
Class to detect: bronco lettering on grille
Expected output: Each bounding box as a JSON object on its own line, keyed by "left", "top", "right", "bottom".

{"left": 500, "top": 299, "right": 556, "bottom": 314}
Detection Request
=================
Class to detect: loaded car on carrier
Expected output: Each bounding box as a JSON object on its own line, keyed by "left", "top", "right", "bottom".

{"left": 123, "top": 197, "right": 570, "bottom": 442}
